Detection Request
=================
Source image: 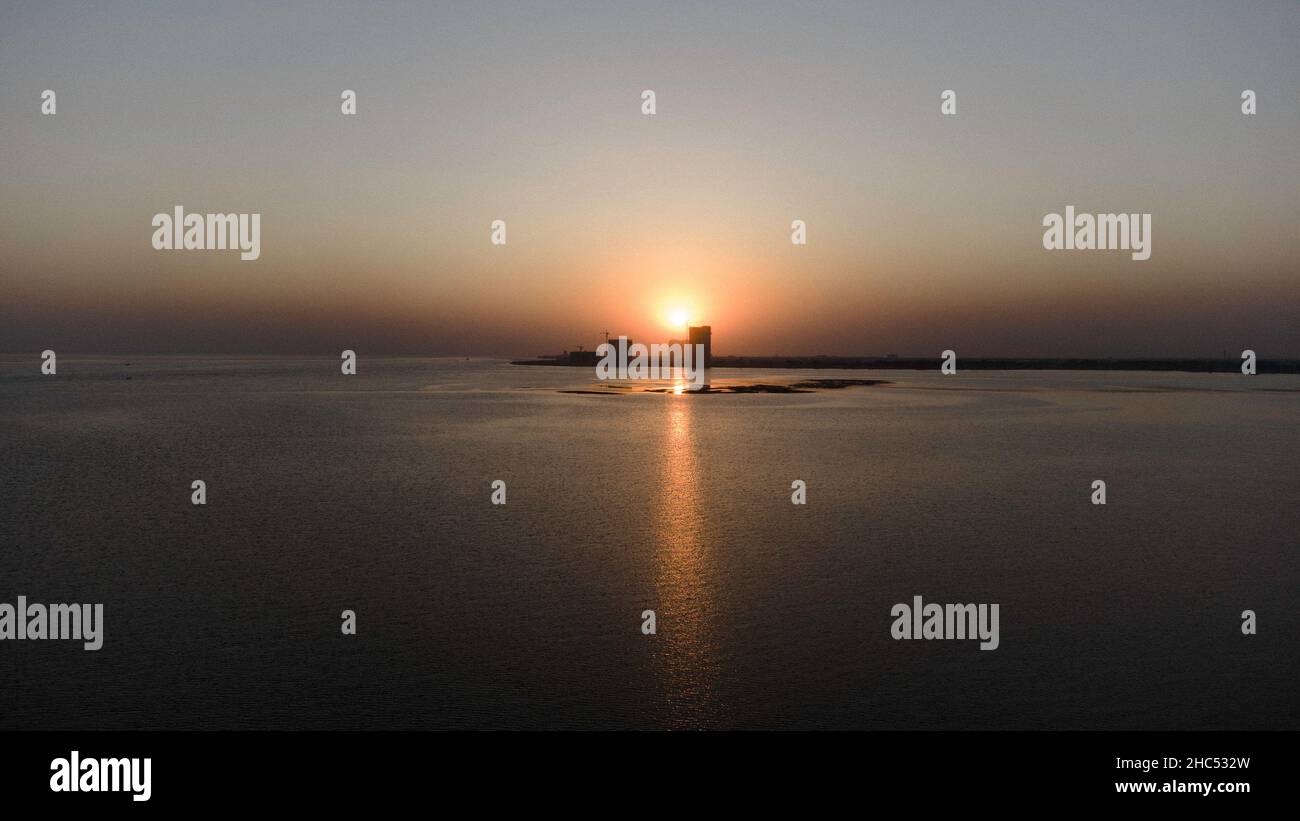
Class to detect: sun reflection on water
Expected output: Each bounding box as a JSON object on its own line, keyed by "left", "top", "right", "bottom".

{"left": 651, "top": 392, "right": 721, "bottom": 727}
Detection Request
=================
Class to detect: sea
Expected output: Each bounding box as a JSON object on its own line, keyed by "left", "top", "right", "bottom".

{"left": 1, "top": 355, "right": 1296, "bottom": 730}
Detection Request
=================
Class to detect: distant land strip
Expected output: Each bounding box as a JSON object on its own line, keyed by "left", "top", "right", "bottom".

{"left": 513, "top": 355, "right": 1300, "bottom": 374}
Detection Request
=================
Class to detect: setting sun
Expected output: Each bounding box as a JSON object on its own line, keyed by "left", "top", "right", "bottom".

{"left": 667, "top": 308, "right": 690, "bottom": 329}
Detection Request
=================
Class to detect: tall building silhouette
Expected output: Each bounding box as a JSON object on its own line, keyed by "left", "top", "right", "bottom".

{"left": 688, "top": 325, "right": 712, "bottom": 368}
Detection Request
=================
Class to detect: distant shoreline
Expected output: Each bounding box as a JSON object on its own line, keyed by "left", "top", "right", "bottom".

{"left": 513, "top": 355, "right": 1300, "bottom": 374}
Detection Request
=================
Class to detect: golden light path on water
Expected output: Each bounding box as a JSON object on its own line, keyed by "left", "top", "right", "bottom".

{"left": 651, "top": 376, "right": 722, "bottom": 727}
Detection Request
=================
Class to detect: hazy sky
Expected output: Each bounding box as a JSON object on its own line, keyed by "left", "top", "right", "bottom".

{"left": 2, "top": 1, "right": 1297, "bottom": 356}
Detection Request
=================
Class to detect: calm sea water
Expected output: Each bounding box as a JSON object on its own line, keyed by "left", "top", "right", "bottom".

{"left": 1, "top": 356, "right": 1296, "bottom": 730}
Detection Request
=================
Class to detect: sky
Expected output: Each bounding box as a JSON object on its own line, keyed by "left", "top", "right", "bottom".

{"left": 1, "top": 0, "right": 1297, "bottom": 357}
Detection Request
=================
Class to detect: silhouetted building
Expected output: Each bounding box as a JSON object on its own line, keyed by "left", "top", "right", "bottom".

{"left": 688, "top": 325, "right": 712, "bottom": 367}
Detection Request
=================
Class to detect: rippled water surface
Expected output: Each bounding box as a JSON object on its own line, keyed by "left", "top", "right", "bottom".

{"left": 1, "top": 356, "right": 1296, "bottom": 729}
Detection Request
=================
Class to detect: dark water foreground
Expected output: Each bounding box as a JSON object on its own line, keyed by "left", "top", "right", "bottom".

{"left": 1, "top": 356, "right": 1296, "bottom": 729}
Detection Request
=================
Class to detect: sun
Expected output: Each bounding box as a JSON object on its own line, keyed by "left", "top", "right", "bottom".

{"left": 667, "top": 308, "right": 690, "bottom": 329}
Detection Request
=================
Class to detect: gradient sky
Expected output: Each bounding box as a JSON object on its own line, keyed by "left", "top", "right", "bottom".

{"left": 1, "top": 1, "right": 1297, "bottom": 356}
